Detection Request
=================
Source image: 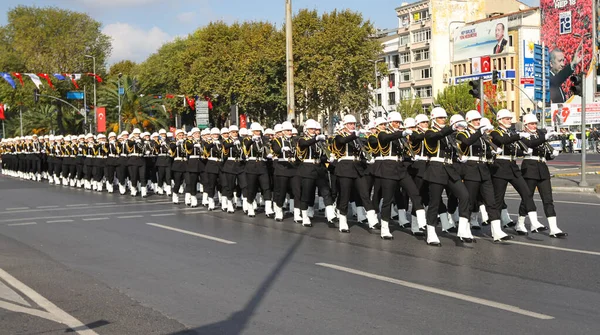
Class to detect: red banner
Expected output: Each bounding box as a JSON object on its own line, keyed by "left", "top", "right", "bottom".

{"left": 481, "top": 56, "right": 491, "bottom": 73}
{"left": 0, "top": 103, "right": 5, "bottom": 120}
{"left": 239, "top": 114, "right": 247, "bottom": 129}
{"left": 96, "top": 107, "right": 106, "bottom": 133}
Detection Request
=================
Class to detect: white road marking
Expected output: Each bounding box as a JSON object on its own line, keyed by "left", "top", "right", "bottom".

{"left": 117, "top": 215, "right": 144, "bottom": 219}
{"left": 0, "top": 201, "right": 174, "bottom": 215}
{"left": 0, "top": 280, "right": 31, "bottom": 306}
{"left": 316, "top": 263, "right": 554, "bottom": 320}
{"left": 94, "top": 202, "right": 116, "bottom": 205}
{"left": 183, "top": 210, "right": 208, "bottom": 214}
{"left": 46, "top": 220, "right": 74, "bottom": 223}
{"left": 66, "top": 204, "right": 89, "bottom": 207}
{"left": 476, "top": 234, "right": 600, "bottom": 256}
{"left": 6, "top": 207, "right": 29, "bottom": 211}
{"left": 146, "top": 223, "right": 237, "bottom": 245}
{"left": 0, "top": 208, "right": 195, "bottom": 224}
{"left": 81, "top": 217, "right": 109, "bottom": 221}
{"left": 146, "top": 199, "right": 170, "bottom": 203}
{"left": 0, "top": 268, "right": 99, "bottom": 334}
{"left": 150, "top": 213, "right": 176, "bottom": 217}
{"left": 36, "top": 205, "right": 59, "bottom": 209}
{"left": 7, "top": 222, "right": 37, "bottom": 226}
{"left": 505, "top": 197, "right": 600, "bottom": 207}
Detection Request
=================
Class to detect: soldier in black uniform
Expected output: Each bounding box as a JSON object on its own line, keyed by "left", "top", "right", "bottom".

{"left": 518, "top": 114, "right": 567, "bottom": 238}
{"left": 204, "top": 128, "right": 224, "bottom": 211}
{"left": 489, "top": 109, "right": 547, "bottom": 235}
{"left": 126, "top": 129, "right": 146, "bottom": 197}
{"left": 457, "top": 110, "right": 512, "bottom": 242}
{"left": 184, "top": 128, "right": 203, "bottom": 207}
{"left": 83, "top": 134, "right": 96, "bottom": 190}
{"left": 74, "top": 135, "right": 86, "bottom": 188}
{"left": 270, "top": 121, "right": 299, "bottom": 221}
{"left": 116, "top": 131, "right": 130, "bottom": 194}
{"left": 407, "top": 114, "right": 430, "bottom": 235}
{"left": 423, "top": 107, "right": 471, "bottom": 246}
{"left": 243, "top": 123, "right": 273, "bottom": 218}
{"left": 105, "top": 132, "right": 120, "bottom": 193}
{"left": 155, "top": 129, "right": 172, "bottom": 196}
{"left": 170, "top": 129, "right": 188, "bottom": 204}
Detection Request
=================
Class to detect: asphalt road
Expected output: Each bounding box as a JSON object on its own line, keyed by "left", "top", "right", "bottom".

{"left": 1, "top": 175, "right": 600, "bottom": 335}
{"left": 546, "top": 152, "right": 600, "bottom": 170}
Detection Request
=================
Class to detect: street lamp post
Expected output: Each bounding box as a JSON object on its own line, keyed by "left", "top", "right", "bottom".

{"left": 85, "top": 55, "right": 97, "bottom": 134}
{"left": 368, "top": 59, "right": 383, "bottom": 115}
{"left": 118, "top": 73, "right": 122, "bottom": 133}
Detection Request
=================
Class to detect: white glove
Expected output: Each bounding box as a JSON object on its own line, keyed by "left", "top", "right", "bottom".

{"left": 233, "top": 140, "right": 240, "bottom": 146}
{"left": 480, "top": 125, "right": 493, "bottom": 133}
{"left": 109, "top": 140, "right": 115, "bottom": 144}
{"left": 315, "top": 134, "right": 326, "bottom": 141}
{"left": 458, "top": 156, "right": 468, "bottom": 163}
{"left": 78, "top": 147, "right": 83, "bottom": 152}
{"left": 552, "top": 149, "right": 559, "bottom": 157}
{"left": 329, "top": 153, "right": 336, "bottom": 163}
{"left": 402, "top": 129, "right": 413, "bottom": 136}
{"left": 145, "top": 151, "right": 151, "bottom": 155}
{"left": 177, "top": 140, "right": 184, "bottom": 145}
{"left": 451, "top": 123, "right": 461, "bottom": 131}
{"left": 213, "top": 140, "right": 220, "bottom": 145}
{"left": 252, "top": 135, "right": 261, "bottom": 142}
{"left": 194, "top": 143, "right": 202, "bottom": 149}
{"left": 526, "top": 148, "right": 533, "bottom": 155}
{"left": 494, "top": 147, "right": 503, "bottom": 155}
{"left": 352, "top": 130, "right": 359, "bottom": 136}
{"left": 282, "top": 146, "right": 291, "bottom": 152}
{"left": 266, "top": 153, "right": 273, "bottom": 159}
{"left": 367, "top": 158, "right": 375, "bottom": 164}
{"left": 135, "top": 138, "right": 141, "bottom": 143}
{"left": 458, "top": 121, "right": 468, "bottom": 128}
{"left": 87, "top": 143, "right": 94, "bottom": 148}
{"left": 519, "top": 132, "right": 531, "bottom": 139}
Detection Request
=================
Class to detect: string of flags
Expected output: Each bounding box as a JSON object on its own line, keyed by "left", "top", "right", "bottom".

{"left": 0, "top": 72, "right": 102, "bottom": 90}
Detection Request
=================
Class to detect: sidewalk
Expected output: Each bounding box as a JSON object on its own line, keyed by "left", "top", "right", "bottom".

{"left": 549, "top": 166, "right": 600, "bottom": 193}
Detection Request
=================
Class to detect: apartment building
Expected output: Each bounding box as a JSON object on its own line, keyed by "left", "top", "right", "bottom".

{"left": 372, "top": 0, "right": 528, "bottom": 119}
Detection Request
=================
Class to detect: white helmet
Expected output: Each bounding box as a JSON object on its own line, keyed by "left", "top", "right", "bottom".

{"left": 151, "top": 132, "right": 159, "bottom": 138}
{"left": 64, "top": 135, "right": 71, "bottom": 141}
{"left": 523, "top": 113, "right": 538, "bottom": 124}
{"left": 404, "top": 117, "right": 416, "bottom": 128}
{"left": 167, "top": 132, "right": 173, "bottom": 137}
{"left": 49, "top": 135, "right": 55, "bottom": 141}
{"left": 97, "top": 134, "right": 106, "bottom": 140}
{"left": 85, "top": 133, "right": 94, "bottom": 139}
{"left": 496, "top": 109, "right": 512, "bottom": 121}
{"left": 220, "top": 127, "right": 229, "bottom": 134}
{"left": 108, "top": 132, "right": 117, "bottom": 138}
{"left": 229, "top": 125, "right": 239, "bottom": 132}
{"left": 55, "top": 135, "right": 63, "bottom": 140}
{"left": 368, "top": 120, "right": 377, "bottom": 129}
{"left": 175, "top": 129, "right": 185, "bottom": 136}
{"left": 449, "top": 114, "right": 465, "bottom": 126}
{"left": 264, "top": 128, "right": 275, "bottom": 135}
{"left": 465, "top": 110, "right": 482, "bottom": 123}
{"left": 200, "top": 129, "right": 210, "bottom": 136}
{"left": 292, "top": 128, "right": 298, "bottom": 135}
{"left": 415, "top": 114, "right": 429, "bottom": 124}
{"left": 191, "top": 127, "right": 200, "bottom": 134}
{"left": 141, "top": 132, "right": 150, "bottom": 138}
{"left": 239, "top": 128, "right": 248, "bottom": 136}
{"left": 132, "top": 128, "right": 141, "bottom": 134}
{"left": 120, "top": 131, "right": 129, "bottom": 137}
{"left": 343, "top": 114, "right": 357, "bottom": 124}
{"left": 430, "top": 107, "right": 447, "bottom": 119}
{"left": 480, "top": 117, "right": 492, "bottom": 127}
{"left": 187, "top": 131, "right": 193, "bottom": 137}
{"left": 274, "top": 124, "right": 283, "bottom": 132}
{"left": 159, "top": 129, "right": 167, "bottom": 134}
{"left": 250, "top": 123, "right": 263, "bottom": 132}
{"left": 281, "top": 121, "right": 294, "bottom": 131}
{"left": 210, "top": 127, "right": 220, "bottom": 135}
{"left": 387, "top": 112, "right": 403, "bottom": 123}
{"left": 375, "top": 117, "right": 388, "bottom": 126}
{"left": 304, "top": 119, "right": 319, "bottom": 129}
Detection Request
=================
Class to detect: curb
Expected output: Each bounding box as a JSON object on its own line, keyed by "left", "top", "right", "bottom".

{"left": 551, "top": 171, "right": 600, "bottom": 177}
{"left": 551, "top": 186, "right": 598, "bottom": 194}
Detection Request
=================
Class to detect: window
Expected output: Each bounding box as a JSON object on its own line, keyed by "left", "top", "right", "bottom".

{"left": 509, "top": 35, "right": 513, "bottom": 47}
{"left": 415, "top": 86, "right": 432, "bottom": 98}
{"left": 388, "top": 92, "right": 396, "bottom": 105}
{"left": 377, "top": 94, "right": 382, "bottom": 106}
{"left": 400, "top": 15, "right": 410, "bottom": 28}
{"left": 413, "top": 9, "right": 430, "bottom": 22}
{"left": 413, "top": 48, "right": 429, "bottom": 62}
{"left": 416, "top": 67, "right": 432, "bottom": 80}
{"left": 422, "top": 105, "right": 430, "bottom": 114}
{"left": 389, "top": 73, "right": 396, "bottom": 87}
{"left": 400, "top": 70, "right": 411, "bottom": 82}
{"left": 400, "top": 52, "right": 410, "bottom": 64}
{"left": 392, "top": 55, "right": 400, "bottom": 69}
{"left": 412, "top": 29, "right": 431, "bottom": 43}
{"left": 399, "top": 34, "right": 410, "bottom": 46}
{"left": 376, "top": 76, "right": 381, "bottom": 89}
{"left": 510, "top": 57, "right": 514, "bottom": 69}
{"left": 399, "top": 88, "right": 411, "bottom": 100}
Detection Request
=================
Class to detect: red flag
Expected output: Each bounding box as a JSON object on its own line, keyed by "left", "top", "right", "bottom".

{"left": 0, "top": 103, "right": 5, "bottom": 120}
{"left": 185, "top": 96, "right": 195, "bottom": 110}
{"left": 165, "top": 94, "right": 175, "bottom": 99}
{"left": 169, "top": 126, "right": 176, "bottom": 133}
{"left": 12, "top": 73, "right": 24, "bottom": 87}
{"left": 37, "top": 73, "right": 55, "bottom": 89}
{"left": 239, "top": 114, "right": 247, "bottom": 129}
{"left": 87, "top": 73, "right": 103, "bottom": 83}
{"left": 481, "top": 56, "right": 491, "bottom": 73}
{"left": 205, "top": 96, "right": 213, "bottom": 110}
{"left": 65, "top": 73, "right": 80, "bottom": 89}
{"left": 96, "top": 107, "right": 106, "bottom": 133}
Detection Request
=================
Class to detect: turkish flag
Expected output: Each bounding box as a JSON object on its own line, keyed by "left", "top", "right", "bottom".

{"left": 0, "top": 103, "right": 5, "bottom": 120}
{"left": 239, "top": 114, "right": 247, "bottom": 129}
{"left": 96, "top": 107, "right": 106, "bottom": 133}
{"left": 389, "top": 80, "right": 393, "bottom": 88}
{"left": 481, "top": 56, "right": 491, "bottom": 73}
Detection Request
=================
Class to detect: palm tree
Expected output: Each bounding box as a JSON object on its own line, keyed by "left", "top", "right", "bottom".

{"left": 20, "top": 104, "right": 58, "bottom": 135}
{"left": 98, "top": 75, "right": 169, "bottom": 133}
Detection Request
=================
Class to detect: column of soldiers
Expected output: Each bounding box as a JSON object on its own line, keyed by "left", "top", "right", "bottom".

{"left": 1, "top": 107, "right": 568, "bottom": 246}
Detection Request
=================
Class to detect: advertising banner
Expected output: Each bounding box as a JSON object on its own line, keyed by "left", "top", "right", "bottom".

{"left": 453, "top": 17, "right": 509, "bottom": 62}
{"left": 540, "top": 0, "right": 594, "bottom": 103}
{"left": 551, "top": 102, "right": 600, "bottom": 126}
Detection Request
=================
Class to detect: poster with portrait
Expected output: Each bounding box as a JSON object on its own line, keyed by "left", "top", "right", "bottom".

{"left": 540, "top": 0, "right": 594, "bottom": 103}
{"left": 452, "top": 17, "right": 508, "bottom": 62}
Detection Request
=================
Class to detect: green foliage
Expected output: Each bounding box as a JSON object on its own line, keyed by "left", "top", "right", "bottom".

{"left": 108, "top": 60, "right": 138, "bottom": 79}
{"left": 396, "top": 96, "right": 423, "bottom": 118}
{"left": 433, "top": 83, "right": 476, "bottom": 116}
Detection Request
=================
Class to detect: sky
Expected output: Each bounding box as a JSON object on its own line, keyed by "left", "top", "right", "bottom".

{"left": 0, "top": 0, "right": 540, "bottom": 65}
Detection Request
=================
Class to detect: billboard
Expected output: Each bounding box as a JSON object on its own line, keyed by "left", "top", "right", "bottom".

{"left": 551, "top": 103, "right": 600, "bottom": 126}
{"left": 453, "top": 17, "right": 509, "bottom": 62}
{"left": 540, "top": 0, "right": 594, "bottom": 104}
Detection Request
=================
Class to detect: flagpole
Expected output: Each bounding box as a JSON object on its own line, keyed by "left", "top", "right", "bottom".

{"left": 20, "top": 105, "right": 23, "bottom": 137}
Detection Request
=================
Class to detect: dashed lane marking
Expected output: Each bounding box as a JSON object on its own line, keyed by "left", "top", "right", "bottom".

{"left": 183, "top": 210, "right": 208, "bottom": 214}
{"left": 7, "top": 222, "right": 37, "bottom": 226}
{"left": 146, "top": 223, "right": 237, "bottom": 245}
{"left": 150, "top": 213, "right": 176, "bottom": 217}
{"left": 36, "top": 205, "right": 59, "bottom": 209}
{"left": 475, "top": 234, "right": 600, "bottom": 256}
{"left": 81, "top": 217, "right": 109, "bottom": 221}
{"left": 0, "top": 202, "right": 179, "bottom": 217}
{"left": 116, "top": 215, "right": 144, "bottom": 219}
{"left": 6, "top": 207, "right": 30, "bottom": 211}
{"left": 0, "top": 208, "right": 198, "bottom": 224}
{"left": 94, "top": 202, "right": 116, "bottom": 205}
{"left": 66, "top": 204, "right": 89, "bottom": 207}
{"left": 46, "top": 220, "right": 74, "bottom": 223}
{"left": 316, "top": 263, "right": 554, "bottom": 320}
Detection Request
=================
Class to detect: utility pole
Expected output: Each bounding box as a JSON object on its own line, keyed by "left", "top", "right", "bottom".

{"left": 579, "top": 33, "right": 591, "bottom": 187}
{"left": 85, "top": 55, "right": 97, "bottom": 133}
{"left": 541, "top": 41, "right": 546, "bottom": 127}
{"left": 285, "top": 0, "right": 295, "bottom": 123}
{"left": 118, "top": 73, "right": 123, "bottom": 133}
{"left": 479, "top": 77, "right": 484, "bottom": 115}
{"left": 20, "top": 105, "right": 23, "bottom": 137}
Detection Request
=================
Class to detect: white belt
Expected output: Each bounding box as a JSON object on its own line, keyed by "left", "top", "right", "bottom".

{"left": 524, "top": 156, "right": 546, "bottom": 163}
{"left": 189, "top": 155, "right": 201, "bottom": 159}
{"left": 108, "top": 154, "right": 118, "bottom": 157}
{"left": 85, "top": 155, "right": 94, "bottom": 158}
{"left": 174, "top": 157, "right": 187, "bottom": 161}
{"left": 414, "top": 155, "right": 429, "bottom": 161}
{"left": 158, "top": 154, "right": 168, "bottom": 157}
{"left": 429, "top": 157, "right": 452, "bottom": 164}
{"left": 338, "top": 156, "right": 359, "bottom": 161}
{"left": 466, "top": 156, "right": 485, "bottom": 162}
{"left": 120, "top": 154, "right": 128, "bottom": 157}
{"left": 129, "top": 153, "right": 142, "bottom": 157}
{"left": 382, "top": 156, "right": 400, "bottom": 161}
{"left": 496, "top": 155, "right": 516, "bottom": 161}
{"left": 302, "top": 159, "right": 320, "bottom": 164}
{"left": 247, "top": 157, "right": 263, "bottom": 161}
{"left": 208, "top": 157, "right": 221, "bottom": 162}
{"left": 69, "top": 155, "right": 76, "bottom": 158}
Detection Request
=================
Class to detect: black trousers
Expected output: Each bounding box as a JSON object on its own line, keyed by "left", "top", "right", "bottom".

{"left": 76, "top": 163, "right": 84, "bottom": 180}
{"left": 273, "top": 175, "right": 295, "bottom": 207}
{"left": 300, "top": 177, "right": 333, "bottom": 210}
{"left": 492, "top": 175, "right": 536, "bottom": 219}
{"left": 105, "top": 165, "right": 117, "bottom": 184}
{"left": 204, "top": 172, "right": 219, "bottom": 197}
{"left": 157, "top": 166, "right": 171, "bottom": 186}
{"left": 116, "top": 163, "right": 128, "bottom": 185}
{"left": 464, "top": 179, "right": 499, "bottom": 221}
{"left": 223, "top": 172, "right": 240, "bottom": 199}
{"left": 518, "top": 178, "right": 556, "bottom": 217}
{"left": 427, "top": 180, "right": 470, "bottom": 226}
{"left": 411, "top": 175, "right": 429, "bottom": 216}
{"left": 93, "top": 164, "right": 105, "bottom": 182}
{"left": 62, "top": 162, "right": 71, "bottom": 179}
{"left": 128, "top": 164, "right": 147, "bottom": 187}
{"left": 336, "top": 176, "right": 374, "bottom": 216}
{"left": 380, "top": 175, "right": 423, "bottom": 221}
{"left": 246, "top": 172, "right": 271, "bottom": 203}
{"left": 372, "top": 177, "right": 384, "bottom": 213}
{"left": 84, "top": 164, "right": 93, "bottom": 181}
{"left": 185, "top": 172, "right": 199, "bottom": 195}
{"left": 172, "top": 171, "right": 186, "bottom": 194}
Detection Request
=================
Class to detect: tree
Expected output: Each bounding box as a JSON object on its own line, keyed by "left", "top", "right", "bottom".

{"left": 108, "top": 60, "right": 138, "bottom": 78}
{"left": 433, "top": 83, "right": 477, "bottom": 116}
{"left": 396, "top": 96, "right": 423, "bottom": 118}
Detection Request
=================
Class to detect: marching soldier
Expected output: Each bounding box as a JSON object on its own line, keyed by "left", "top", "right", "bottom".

{"left": 170, "top": 129, "right": 188, "bottom": 204}
{"left": 155, "top": 129, "right": 173, "bottom": 196}
{"left": 203, "top": 128, "right": 223, "bottom": 211}
{"left": 184, "top": 128, "right": 203, "bottom": 207}
{"left": 105, "top": 132, "right": 120, "bottom": 193}
{"left": 243, "top": 123, "right": 273, "bottom": 218}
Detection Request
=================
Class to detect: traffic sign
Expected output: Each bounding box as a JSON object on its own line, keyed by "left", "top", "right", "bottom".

{"left": 195, "top": 100, "right": 209, "bottom": 129}
{"left": 533, "top": 44, "right": 550, "bottom": 103}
